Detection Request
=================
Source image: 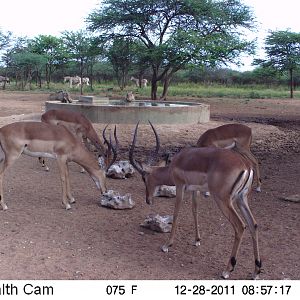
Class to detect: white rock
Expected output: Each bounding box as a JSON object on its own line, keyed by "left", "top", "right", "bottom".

{"left": 106, "top": 160, "right": 135, "bottom": 179}
{"left": 154, "top": 185, "right": 176, "bottom": 198}
{"left": 140, "top": 214, "right": 173, "bottom": 233}
{"left": 100, "top": 190, "right": 135, "bottom": 209}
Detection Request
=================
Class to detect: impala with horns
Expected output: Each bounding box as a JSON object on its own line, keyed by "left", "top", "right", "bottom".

{"left": 0, "top": 122, "right": 107, "bottom": 210}
{"left": 130, "top": 122, "right": 261, "bottom": 279}
{"left": 197, "top": 123, "right": 262, "bottom": 192}
{"left": 39, "top": 109, "right": 117, "bottom": 172}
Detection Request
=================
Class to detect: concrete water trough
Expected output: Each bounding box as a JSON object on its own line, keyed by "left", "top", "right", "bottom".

{"left": 45, "top": 96, "right": 210, "bottom": 124}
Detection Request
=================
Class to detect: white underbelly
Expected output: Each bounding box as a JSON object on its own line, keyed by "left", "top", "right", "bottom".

{"left": 22, "top": 148, "right": 57, "bottom": 159}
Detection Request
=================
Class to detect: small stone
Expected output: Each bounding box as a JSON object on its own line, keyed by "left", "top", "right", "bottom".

{"left": 280, "top": 194, "right": 300, "bottom": 203}
{"left": 140, "top": 214, "right": 173, "bottom": 233}
{"left": 154, "top": 185, "right": 176, "bottom": 198}
{"left": 106, "top": 160, "right": 135, "bottom": 179}
{"left": 100, "top": 190, "right": 135, "bottom": 209}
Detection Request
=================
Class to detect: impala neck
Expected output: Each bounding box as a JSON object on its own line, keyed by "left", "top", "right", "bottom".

{"left": 145, "top": 166, "right": 173, "bottom": 204}
{"left": 71, "top": 146, "right": 106, "bottom": 193}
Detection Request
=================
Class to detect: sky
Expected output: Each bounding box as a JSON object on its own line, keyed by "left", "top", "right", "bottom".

{"left": 0, "top": 0, "right": 299, "bottom": 71}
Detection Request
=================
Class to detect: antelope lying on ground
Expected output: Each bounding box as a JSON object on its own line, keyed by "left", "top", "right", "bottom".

{"left": 129, "top": 122, "right": 261, "bottom": 279}
{"left": 48, "top": 90, "right": 72, "bottom": 103}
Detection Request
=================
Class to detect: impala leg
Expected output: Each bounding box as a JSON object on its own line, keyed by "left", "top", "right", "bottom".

{"left": 0, "top": 154, "right": 20, "bottom": 210}
{"left": 161, "top": 186, "right": 184, "bottom": 253}
{"left": 65, "top": 165, "right": 75, "bottom": 204}
{"left": 0, "top": 168, "right": 7, "bottom": 210}
{"left": 215, "top": 197, "right": 246, "bottom": 279}
{"left": 57, "top": 159, "right": 71, "bottom": 210}
{"left": 192, "top": 191, "right": 201, "bottom": 246}
{"left": 237, "top": 194, "right": 261, "bottom": 279}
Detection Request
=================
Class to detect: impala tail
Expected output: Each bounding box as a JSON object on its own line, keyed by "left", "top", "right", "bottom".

{"left": 230, "top": 168, "right": 254, "bottom": 200}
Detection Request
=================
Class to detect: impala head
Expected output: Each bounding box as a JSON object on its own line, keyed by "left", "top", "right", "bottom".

{"left": 90, "top": 168, "right": 107, "bottom": 194}
{"left": 129, "top": 121, "right": 162, "bottom": 205}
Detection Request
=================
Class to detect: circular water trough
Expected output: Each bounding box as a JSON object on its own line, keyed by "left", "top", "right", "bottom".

{"left": 45, "top": 99, "right": 210, "bottom": 124}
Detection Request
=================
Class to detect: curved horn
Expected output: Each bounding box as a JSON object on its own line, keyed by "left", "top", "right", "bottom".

{"left": 147, "top": 120, "right": 160, "bottom": 165}
{"left": 102, "top": 124, "right": 118, "bottom": 171}
{"left": 129, "top": 122, "right": 146, "bottom": 176}
{"left": 106, "top": 125, "right": 118, "bottom": 171}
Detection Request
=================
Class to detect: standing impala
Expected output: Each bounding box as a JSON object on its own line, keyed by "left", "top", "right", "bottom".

{"left": 130, "top": 122, "right": 261, "bottom": 279}
{"left": 197, "top": 123, "right": 262, "bottom": 192}
{"left": 0, "top": 122, "right": 107, "bottom": 210}
{"left": 39, "top": 109, "right": 108, "bottom": 172}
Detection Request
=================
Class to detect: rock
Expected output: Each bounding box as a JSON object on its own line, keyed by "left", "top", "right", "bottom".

{"left": 280, "top": 194, "right": 300, "bottom": 203}
{"left": 106, "top": 160, "right": 134, "bottom": 179}
{"left": 100, "top": 190, "right": 135, "bottom": 209}
{"left": 154, "top": 185, "right": 176, "bottom": 198}
{"left": 140, "top": 214, "right": 173, "bottom": 233}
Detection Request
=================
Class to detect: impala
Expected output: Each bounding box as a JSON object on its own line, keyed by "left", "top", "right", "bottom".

{"left": 197, "top": 123, "right": 262, "bottom": 192}
{"left": 130, "top": 122, "right": 261, "bottom": 279}
{"left": 0, "top": 122, "right": 107, "bottom": 210}
{"left": 39, "top": 109, "right": 109, "bottom": 172}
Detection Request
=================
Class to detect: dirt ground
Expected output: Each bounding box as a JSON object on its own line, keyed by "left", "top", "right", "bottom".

{"left": 0, "top": 91, "right": 299, "bottom": 280}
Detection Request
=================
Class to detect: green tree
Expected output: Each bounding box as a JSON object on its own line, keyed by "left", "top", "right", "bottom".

{"left": 29, "top": 35, "right": 67, "bottom": 88}
{"left": 107, "top": 38, "right": 136, "bottom": 89}
{"left": 0, "top": 30, "right": 13, "bottom": 89}
{"left": 87, "top": 0, "right": 256, "bottom": 99}
{"left": 255, "top": 30, "right": 300, "bottom": 98}
{"left": 11, "top": 51, "right": 47, "bottom": 90}
{"left": 62, "top": 30, "right": 100, "bottom": 94}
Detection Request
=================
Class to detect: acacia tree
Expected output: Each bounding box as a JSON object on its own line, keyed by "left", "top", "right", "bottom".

{"left": 107, "top": 37, "right": 136, "bottom": 90}
{"left": 255, "top": 30, "right": 300, "bottom": 98}
{"left": 87, "top": 0, "right": 256, "bottom": 99}
{"left": 62, "top": 30, "right": 100, "bottom": 94}
{"left": 29, "top": 35, "right": 66, "bottom": 88}
{"left": 11, "top": 51, "right": 47, "bottom": 90}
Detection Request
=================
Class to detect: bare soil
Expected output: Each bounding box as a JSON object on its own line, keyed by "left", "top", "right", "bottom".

{"left": 0, "top": 91, "right": 299, "bottom": 280}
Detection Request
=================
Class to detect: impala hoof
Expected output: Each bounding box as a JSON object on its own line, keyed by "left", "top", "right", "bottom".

{"left": 45, "top": 166, "right": 50, "bottom": 172}
{"left": 251, "top": 273, "right": 260, "bottom": 280}
{"left": 255, "top": 186, "right": 261, "bottom": 193}
{"left": 161, "top": 245, "right": 169, "bottom": 253}
{"left": 69, "top": 197, "right": 76, "bottom": 204}
{"left": 2, "top": 204, "right": 8, "bottom": 211}
{"left": 194, "top": 240, "right": 201, "bottom": 247}
{"left": 221, "top": 271, "right": 230, "bottom": 279}
{"left": 65, "top": 204, "right": 71, "bottom": 210}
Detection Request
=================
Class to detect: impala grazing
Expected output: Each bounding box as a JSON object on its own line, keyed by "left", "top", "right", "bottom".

{"left": 130, "top": 122, "right": 261, "bottom": 279}
{"left": 39, "top": 109, "right": 109, "bottom": 172}
{"left": 197, "top": 123, "right": 261, "bottom": 192}
{"left": 0, "top": 122, "right": 107, "bottom": 210}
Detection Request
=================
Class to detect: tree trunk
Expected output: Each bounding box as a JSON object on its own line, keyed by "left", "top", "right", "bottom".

{"left": 289, "top": 68, "right": 294, "bottom": 99}
{"left": 151, "top": 79, "right": 158, "bottom": 100}
{"left": 160, "top": 74, "right": 172, "bottom": 100}
{"left": 80, "top": 59, "right": 83, "bottom": 95}
{"left": 151, "top": 67, "right": 159, "bottom": 100}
